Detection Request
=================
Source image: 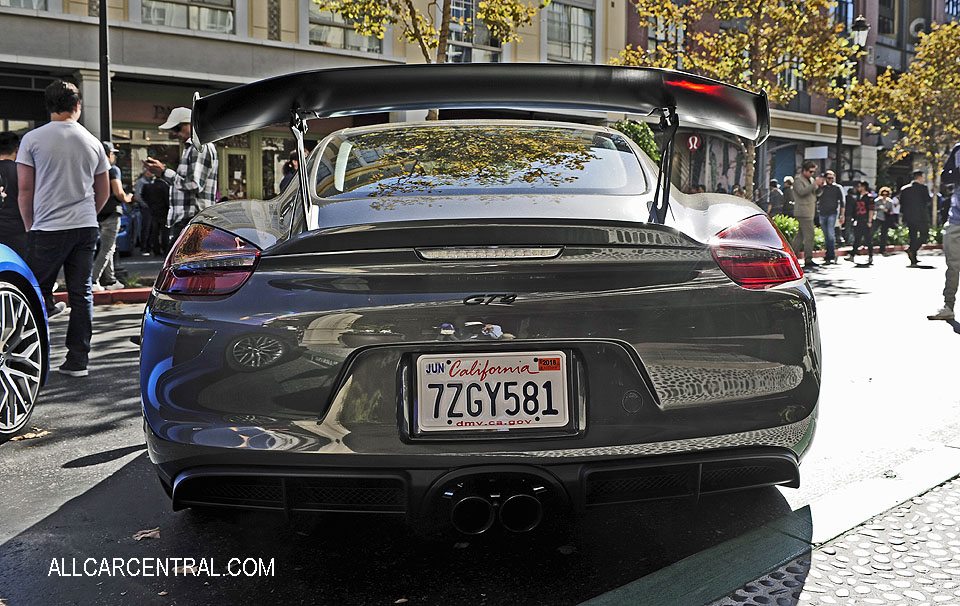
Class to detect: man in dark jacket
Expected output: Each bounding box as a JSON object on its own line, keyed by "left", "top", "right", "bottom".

{"left": 817, "top": 170, "right": 844, "bottom": 264}
{"left": 766, "top": 179, "right": 785, "bottom": 216}
{"left": 899, "top": 170, "right": 931, "bottom": 266}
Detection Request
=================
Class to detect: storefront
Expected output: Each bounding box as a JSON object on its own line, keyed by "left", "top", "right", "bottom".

{"left": 110, "top": 80, "right": 385, "bottom": 200}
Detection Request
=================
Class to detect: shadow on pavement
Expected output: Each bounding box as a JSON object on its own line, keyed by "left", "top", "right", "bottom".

{"left": 0, "top": 452, "right": 797, "bottom": 606}
{"left": 62, "top": 444, "right": 147, "bottom": 468}
{"left": 949, "top": 319, "right": 960, "bottom": 335}
{"left": 805, "top": 274, "right": 868, "bottom": 298}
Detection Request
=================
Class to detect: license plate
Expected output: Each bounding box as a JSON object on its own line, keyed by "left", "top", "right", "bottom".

{"left": 415, "top": 351, "right": 569, "bottom": 433}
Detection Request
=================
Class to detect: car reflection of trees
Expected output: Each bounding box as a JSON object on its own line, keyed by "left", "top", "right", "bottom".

{"left": 315, "top": 127, "right": 630, "bottom": 209}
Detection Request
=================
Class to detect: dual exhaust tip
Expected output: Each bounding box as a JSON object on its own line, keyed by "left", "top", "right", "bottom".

{"left": 448, "top": 481, "right": 546, "bottom": 535}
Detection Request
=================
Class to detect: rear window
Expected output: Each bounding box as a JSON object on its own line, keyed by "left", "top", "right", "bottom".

{"left": 315, "top": 125, "right": 646, "bottom": 199}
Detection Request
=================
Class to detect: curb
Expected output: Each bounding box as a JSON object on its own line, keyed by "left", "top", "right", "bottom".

{"left": 810, "top": 243, "right": 942, "bottom": 258}
{"left": 53, "top": 287, "right": 152, "bottom": 306}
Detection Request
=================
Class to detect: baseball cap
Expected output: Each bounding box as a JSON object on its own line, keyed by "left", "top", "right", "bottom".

{"left": 102, "top": 141, "right": 117, "bottom": 155}
{"left": 769, "top": 178, "right": 779, "bottom": 186}
{"left": 159, "top": 107, "right": 192, "bottom": 130}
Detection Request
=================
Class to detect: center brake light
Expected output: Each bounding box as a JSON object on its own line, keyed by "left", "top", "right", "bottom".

{"left": 710, "top": 214, "right": 803, "bottom": 289}
{"left": 156, "top": 223, "right": 261, "bottom": 296}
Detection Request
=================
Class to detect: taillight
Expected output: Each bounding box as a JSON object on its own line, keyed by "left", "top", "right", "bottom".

{"left": 710, "top": 214, "right": 803, "bottom": 289}
{"left": 156, "top": 223, "right": 260, "bottom": 296}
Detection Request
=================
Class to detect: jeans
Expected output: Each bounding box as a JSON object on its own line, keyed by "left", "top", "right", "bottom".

{"left": 853, "top": 223, "right": 874, "bottom": 259}
{"left": 875, "top": 217, "right": 888, "bottom": 253}
{"left": 147, "top": 208, "right": 169, "bottom": 255}
{"left": 92, "top": 213, "right": 121, "bottom": 285}
{"left": 26, "top": 227, "right": 98, "bottom": 367}
{"left": 820, "top": 214, "right": 838, "bottom": 260}
{"left": 944, "top": 224, "right": 959, "bottom": 310}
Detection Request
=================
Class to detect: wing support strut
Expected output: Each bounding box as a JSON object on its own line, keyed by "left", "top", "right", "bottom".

{"left": 290, "top": 110, "right": 311, "bottom": 235}
{"left": 648, "top": 106, "right": 679, "bottom": 225}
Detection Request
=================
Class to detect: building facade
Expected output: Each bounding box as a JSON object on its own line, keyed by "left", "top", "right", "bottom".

{"left": 3, "top": 0, "right": 952, "bottom": 201}
{"left": 0, "top": 0, "right": 629, "bottom": 198}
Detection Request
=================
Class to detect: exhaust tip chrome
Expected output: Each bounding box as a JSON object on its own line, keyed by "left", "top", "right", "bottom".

{"left": 499, "top": 493, "right": 543, "bottom": 533}
{"left": 450, "top": 495, "right": 496, "bottom": 535}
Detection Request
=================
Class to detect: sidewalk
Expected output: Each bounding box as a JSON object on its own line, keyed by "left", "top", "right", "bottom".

{"left": 712, "top": 473, "right": 960, "bottom": 605}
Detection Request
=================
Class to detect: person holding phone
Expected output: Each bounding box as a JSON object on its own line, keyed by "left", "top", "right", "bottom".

{"left": 142, "top": 107, "right": 218, "bottom": 245}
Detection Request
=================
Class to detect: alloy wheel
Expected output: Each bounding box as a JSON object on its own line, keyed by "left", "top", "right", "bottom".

{"left": 0, "top": 284, "right": 43, "bottom": 438}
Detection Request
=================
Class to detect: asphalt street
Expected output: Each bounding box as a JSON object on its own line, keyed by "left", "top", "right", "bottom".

{"left": 0, "top": 248, "right": 957, "bottom": 606}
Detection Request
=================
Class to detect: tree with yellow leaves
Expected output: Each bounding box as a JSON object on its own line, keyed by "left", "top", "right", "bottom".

{"left": 849, "top": 21, "right": 960, "bottom": 225}
{"left": 610, "top": 0, "right": 858, "bottom": 199}
{"left": 311, "top": 0, "right": 545, "bottom": 66}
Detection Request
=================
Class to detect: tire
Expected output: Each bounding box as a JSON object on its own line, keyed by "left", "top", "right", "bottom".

{"left": 0, "top": 281, "right": 45, "bottom": 444}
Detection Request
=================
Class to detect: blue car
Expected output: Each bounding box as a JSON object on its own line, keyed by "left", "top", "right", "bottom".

{"left": 0, "top": 244, "right": 49, "bottom": 444}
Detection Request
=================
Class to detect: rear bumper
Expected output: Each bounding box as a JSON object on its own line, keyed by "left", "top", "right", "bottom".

{"left": 164, "top": 446, "right": 800, "bottom": 518}
{"left": 147, "top": 408, "right": 814, "bottom": 518}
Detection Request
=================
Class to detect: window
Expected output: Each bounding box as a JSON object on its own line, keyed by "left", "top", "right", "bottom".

{"left": 834, "top": 0, "right": 854, "bottom": 30}
{"left": 547, "top": 2, "right": 594, "bottom": 63}
{"left": 316, "top": 125, "right": 646, "bottom": 199}
{"left": 0, "top": 0, "right": 46, "bottom": 7}
{"left": 949, "top": 0, "right": 960, "bottom": 20}
{"left": 308, "top": 5, "right": 382, "bottom": 53}
{"left": 142, "top": 0, "right": 235, "bottom": 34}
{"left": 447, "top": 0, "right": 501, "bottom": 63}
{"left": 778, "top": 56, "right": 805, "bottom": 93}
{"left": 646, "top": 16, "right": 682, "bottom": 68}
{"left": 879, "top": 0, "right": 898, "bottom": 37}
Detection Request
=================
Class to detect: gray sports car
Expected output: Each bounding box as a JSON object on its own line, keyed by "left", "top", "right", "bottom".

{"left": 141, "top": 64, "right": 819, "bottom": 534}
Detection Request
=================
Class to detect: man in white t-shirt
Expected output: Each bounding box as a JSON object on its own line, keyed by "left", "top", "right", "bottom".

{"left": 16, "top": 80, "right": 110, "bottom": 377}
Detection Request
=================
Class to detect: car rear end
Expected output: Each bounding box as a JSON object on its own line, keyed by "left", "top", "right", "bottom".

{"left": 141, "top": 122, "right": 819, "bottom": 533}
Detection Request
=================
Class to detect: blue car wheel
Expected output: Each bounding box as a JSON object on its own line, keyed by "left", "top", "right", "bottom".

{"left": 0, "top": 280, "right": 45, "bottom": 443}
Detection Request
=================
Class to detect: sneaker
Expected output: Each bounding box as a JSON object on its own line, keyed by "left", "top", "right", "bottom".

{"left": 927, "top": 307, "right": 955, "bottom": 321}
{"left": 48, "top": 301, "right": 67, "bottom": 318}
{"left": 58, "top": 361, "right": 88, "bottom": 377}
{"left": 104, "top": 282, "right": 125, "bottom": 291}
{"left": 92, "top": 282, "right": 104, "bottom": 292}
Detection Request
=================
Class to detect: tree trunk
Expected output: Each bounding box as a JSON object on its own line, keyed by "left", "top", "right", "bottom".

{"left": 742, "top": 140, "right": 756, "bottom": 203}
{"left": 931, "top": 157, "right": 942, "bottom": 228}
{"left": 426, "top": 0, "right": 454, "bottom": 121}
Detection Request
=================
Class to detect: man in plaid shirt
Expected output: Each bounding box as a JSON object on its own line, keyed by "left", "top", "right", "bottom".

{"left": 143, "top": 107, "right": 218, "bottom": 241}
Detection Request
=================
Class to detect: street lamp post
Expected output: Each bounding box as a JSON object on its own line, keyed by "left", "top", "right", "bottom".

{"left": 835, "top": 15, "right": 870, "bottom": 182}
{"left": 99, "top": 0, "right": 112, "bottom": 142}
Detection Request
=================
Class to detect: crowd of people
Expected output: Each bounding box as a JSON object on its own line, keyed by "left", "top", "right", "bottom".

{"left": 684, "top": 160, "right": 957, "bottom": 322}
{"left": 0, "top": 80, "right": 219, "bottom": 377}
{"left": 758, "top": 161, "right": 957, "bottom": 321}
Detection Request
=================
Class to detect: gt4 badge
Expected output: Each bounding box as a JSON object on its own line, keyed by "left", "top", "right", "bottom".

{"left": 463, "top": 294, "right": 517, "bottom": 305}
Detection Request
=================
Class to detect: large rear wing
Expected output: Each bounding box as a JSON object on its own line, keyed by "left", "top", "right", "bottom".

{"left": 190, "top": 63, "right": 770, "bottom": 147}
